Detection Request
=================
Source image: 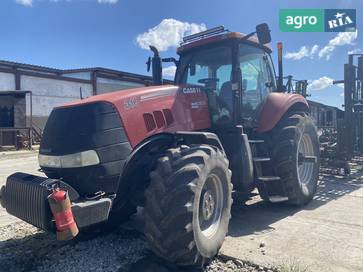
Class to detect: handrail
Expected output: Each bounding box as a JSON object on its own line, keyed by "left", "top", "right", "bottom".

{"left": 0, "top": 127, "right": 32, "bottom": 150}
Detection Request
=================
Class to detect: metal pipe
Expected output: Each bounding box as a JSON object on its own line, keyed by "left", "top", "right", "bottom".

{"left": 29, "top": 91, "right": 33, "bottom": 150}
{"left": 149, "top": 46, "right": 162, "bottom": 85}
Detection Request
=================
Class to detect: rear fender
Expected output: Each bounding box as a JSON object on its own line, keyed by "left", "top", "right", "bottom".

{"left": 257, "top": 93, "right": 309, "bottom": 132}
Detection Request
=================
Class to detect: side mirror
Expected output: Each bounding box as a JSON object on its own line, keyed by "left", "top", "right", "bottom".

{"left": 256, "top": 23, "right": 271, "bottom": 45}
{"left": 146, "top": 57, "right": 151, "bottom": 72}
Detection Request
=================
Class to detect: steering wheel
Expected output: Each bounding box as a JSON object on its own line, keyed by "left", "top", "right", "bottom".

{"left": 198, "top": 78, "right": 220, "bottom": 85}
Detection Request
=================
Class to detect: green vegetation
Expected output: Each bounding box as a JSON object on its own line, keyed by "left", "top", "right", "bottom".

{"left": 278, "top": 261, "right": 310, "bottom": 272}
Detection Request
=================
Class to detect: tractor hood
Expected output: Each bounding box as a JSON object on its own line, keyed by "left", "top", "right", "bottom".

{"left": 54, "top": 85, "right": 211, "bottom": 148}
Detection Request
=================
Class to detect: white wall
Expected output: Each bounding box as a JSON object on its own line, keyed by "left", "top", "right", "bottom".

{"left": 21, "top": 75, "right": 93, "bottom": 117}
{"left": 0, "top": 72, "right": 15, "bottom": 90}
{"left": 0, "top": 70, "right": 149, "bottom": 131}
{"left": 97, "top": 77, "right": 144, "bottom": 94}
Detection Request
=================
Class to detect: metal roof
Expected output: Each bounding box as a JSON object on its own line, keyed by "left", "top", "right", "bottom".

{"left": 0, "top": 60, "right": 61, "bottom": 73}
{"left": 0, "top": 59, "right": 153, "bottom": 81}
{"left": 62, "top": 67, "right": 154, "bottom": 81}
{"left": 308, "top": 99, "right": 343, "bottom": 112}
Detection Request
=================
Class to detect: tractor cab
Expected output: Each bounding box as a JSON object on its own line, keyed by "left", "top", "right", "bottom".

{"left": 149, "top": 24, "right": 276, "bottom": 129}
{"left": 175, "top": 26, "right": 276, "bottom": 128}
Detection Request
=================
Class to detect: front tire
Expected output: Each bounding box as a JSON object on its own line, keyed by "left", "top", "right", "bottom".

{"left": 269, "top": 112, "right": 320, "bottom": 205}
{"left": 144, "top": 145, "right": 232, "bottom": 266}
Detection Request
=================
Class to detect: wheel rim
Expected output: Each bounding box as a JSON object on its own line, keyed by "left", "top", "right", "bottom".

{"left": 297, "top": 133, "right": 317, "bottom": 185}
{"left": 198, "top": 174, "right": 223, "bottom": 239}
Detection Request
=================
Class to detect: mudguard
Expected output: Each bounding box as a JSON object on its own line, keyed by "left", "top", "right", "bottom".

{"left": 256, "top": 92, "right": 309, "bottom": 132}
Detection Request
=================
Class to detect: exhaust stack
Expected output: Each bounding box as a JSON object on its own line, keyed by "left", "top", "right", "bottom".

{"left": 147, "top": 46, "right": 163, "bottom": 85}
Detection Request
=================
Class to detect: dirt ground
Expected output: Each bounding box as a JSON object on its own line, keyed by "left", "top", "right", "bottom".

{"left": 1, "top": 151, "right": 363, "bottom": 271}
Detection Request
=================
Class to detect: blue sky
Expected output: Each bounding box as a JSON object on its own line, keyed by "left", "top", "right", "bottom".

{"left": 0, "top": 0, "right": 362, "bottom": 108}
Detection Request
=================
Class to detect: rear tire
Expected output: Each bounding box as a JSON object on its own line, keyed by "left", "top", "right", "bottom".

{"left": 144, "top": 145, "right": 232, "bottom": 266}
{"left": 269, "top": 112, "right": 320, "bottom": 205}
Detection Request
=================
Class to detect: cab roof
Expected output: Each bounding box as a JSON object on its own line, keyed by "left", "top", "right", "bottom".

{"left": 177, "top": 31, "right": 272, "bottom": 54}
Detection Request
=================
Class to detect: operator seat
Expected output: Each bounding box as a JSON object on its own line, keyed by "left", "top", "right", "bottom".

{"left": 219, "top": 81, "right": 233, "bottom": 111}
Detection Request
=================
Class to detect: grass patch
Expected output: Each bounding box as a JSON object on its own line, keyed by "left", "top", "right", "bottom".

{"left": 277, "top": 261, "right": 309, "bottom": 272}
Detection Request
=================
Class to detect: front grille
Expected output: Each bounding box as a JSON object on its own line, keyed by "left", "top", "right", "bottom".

{"left": 40, "top": 102, "right": 132, "bottom": 195}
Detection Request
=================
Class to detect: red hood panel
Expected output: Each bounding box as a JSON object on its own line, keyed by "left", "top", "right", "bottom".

{"left": 59, "top": 85, "right": 211, "bottom": 147}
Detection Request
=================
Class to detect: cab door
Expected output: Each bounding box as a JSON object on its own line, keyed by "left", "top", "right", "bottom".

{"left": 238, "top": 45, "right": 276, "bottom": 125}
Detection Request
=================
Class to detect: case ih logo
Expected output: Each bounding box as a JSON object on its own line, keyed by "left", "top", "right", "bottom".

{"left": 280, "top": 9, "right": 356, "bottom": 32}
{"left": 182, "top": 87, "right": 201, "bottom": 94}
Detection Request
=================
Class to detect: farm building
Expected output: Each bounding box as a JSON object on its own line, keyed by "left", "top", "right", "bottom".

{"left": 0, "top": 60, "right": 158, "bottom": 147}
{"left": 308, "top": 100, "right": 344, "bottom": 128}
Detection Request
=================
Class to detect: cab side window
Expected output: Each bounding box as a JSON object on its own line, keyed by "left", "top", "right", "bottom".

{"left": 239, "top": 45, "right": 272, "bottom": 116}
{"left": 185, "top": 64, "right": 209, "bottom": 85}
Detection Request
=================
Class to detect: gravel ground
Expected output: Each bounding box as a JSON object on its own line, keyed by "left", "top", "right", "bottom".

{"left": 0, "top": 222, "right": 146, "bottom": 272}
{"left": 0, "top": 222, "right": 275, "bottom": 272}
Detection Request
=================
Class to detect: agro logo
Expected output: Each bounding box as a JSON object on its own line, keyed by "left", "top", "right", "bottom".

{"left": 279, "top": 9, "right": 324, "bottom": 32}
{"left": 279, "top": 9, "right": 356, "bottom": 32}
{"left": 325, "top": 9, "right": 356, "bottom": 32}
{"left": 285, "top": 15, "right": 318, "bottom": 29}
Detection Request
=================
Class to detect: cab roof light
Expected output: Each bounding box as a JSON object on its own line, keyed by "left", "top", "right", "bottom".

{"left": 182, "top": 26, "right": 227, "bottom": 44}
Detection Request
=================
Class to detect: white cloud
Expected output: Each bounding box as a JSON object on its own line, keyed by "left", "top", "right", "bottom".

{"left": 308, "top": 76, "right": 334, "bottom": 91}
{"left": 318, "top": 31, "right": 358, "bottom": 60}
{"left": 16, "top": 0, "right": 32, "bottom": 6}
{"left": 162, "top": 65, "right": 177, "bottom": 78}
{"left": 97, "top": 0, "right": 119, "bottom": 3}
{"left": 136, "top": 19, "right": 206, "bottom": 52}
{"left": 284, "top": 45, "right": 319, "bottom": 60}
{"left": 310, "top": 44, "right": 319, "bottom": 55}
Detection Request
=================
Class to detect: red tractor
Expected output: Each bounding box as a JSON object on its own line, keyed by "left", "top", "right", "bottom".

{"left": 0, "top": 24, "right": 319, "bottom": 266}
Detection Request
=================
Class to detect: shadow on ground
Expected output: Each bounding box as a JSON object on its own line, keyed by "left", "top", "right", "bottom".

{"left": 228, "top": 158, "right": 363, "bottom": 237}
{"left": 129, "top": 253, "right": 202, "bottom": 272}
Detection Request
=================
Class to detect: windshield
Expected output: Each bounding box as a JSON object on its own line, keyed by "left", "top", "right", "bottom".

{"left": 175, "top": 43, "right": 275, "bottom": 126}
{"left": 176, "top": 45, "right": 232, "bottom": 94}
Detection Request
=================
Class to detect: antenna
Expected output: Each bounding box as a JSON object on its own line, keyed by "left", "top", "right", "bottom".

{"left": 277, "top": 42, "right": 284, "bottom": 92}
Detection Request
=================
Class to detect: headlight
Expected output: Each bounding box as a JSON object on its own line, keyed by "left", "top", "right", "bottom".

{"left": 39, "top": 150, "right": 100, "bottom": 168}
